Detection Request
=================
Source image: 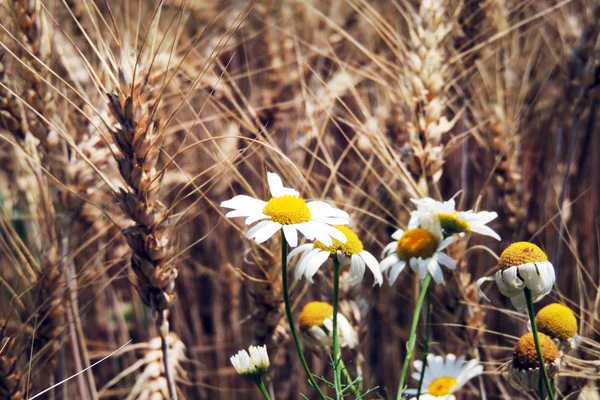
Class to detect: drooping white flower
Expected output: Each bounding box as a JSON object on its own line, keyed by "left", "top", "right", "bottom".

{"left": 221, "top": 172, "right": 350, "bottom": 247}
{"left": 477, "top": 242, "right": 555, "bottom": 312}
{"left": 404, "top": 353, "right": 483, "bottom": 399}
{"left": 230, "top": 345, "right": 270, "bottom": 379}
{"left": 287, "top": 225, "right": 383, "bottom": 285}
{"left": 409, "top": 197, "right": 500, "bottom": 240}
{"left": 380, "top": 221, "right": 456, "bottom": 285}
{"left": 508, "top": 332, "right": 561, "bottom": 394}
{"left": 298, "top": 301, "right": 358, "bottom": 350}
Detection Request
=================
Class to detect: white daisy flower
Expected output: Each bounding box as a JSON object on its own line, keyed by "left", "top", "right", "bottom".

{"left": 221, "top": 172, "right": 350, "bottom": 247}
{"left": 230, "top": 345, "right": 270, "bottom": 379}
{"left": 298, "top": 301, "right": 358, "bottom": 350}
{"left": 528, "top": 303, "right": 581, "bottom": 352}
{"left": 477, "top": 242, "right": 555, "bottom": 312}
{"left": 380, "top": 221, "right": 456, "bottom": 285}
{"left": 405, "top": 353, "right": 483, "bottom": 399}
{"left": 508, "top": 332, "right": 561, "bottom": 394}
{"left": 287, "top": 225, "right": 383, "bottom": 285}
{"left": 408, "top": 197, "right": 500, "bottom": 241}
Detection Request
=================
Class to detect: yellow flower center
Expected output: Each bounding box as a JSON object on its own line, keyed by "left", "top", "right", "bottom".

{"left": 513, "top": 332, "right": 559, "bottom": 370}
{"left": 438, "top": 212, "right": 470, "bottom": 235}
{"left": 299, "top": 301, "right": 333, "bottom": 329}
{"left": 536, "top": 303, "right": 578, "bottom": 342}
{"left": 498, "top": 242, "right": 548, "bottom": 270}
{"left": 396, "top": 228, "right": 439, "bottom": 261}
{"left": 262, "top": 195, "right": 311, "bottom": 225}
{"left": 313, "top": 226, "right": 364, "bottom": 255}
{"left": 427, "top": 376, "right": 458, "bottom": 396}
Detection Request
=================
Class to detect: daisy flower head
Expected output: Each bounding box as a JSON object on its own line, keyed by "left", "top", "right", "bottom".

{"left": 529, "top": 303, "right": 581, "bottom": 352}
{"left": 477, "top": 242, "right": 555, "bottom": 312}
{"left": 230, "top": 345, "right": 270, "bottom": 380}
{"left": 298, "top": 301, "right": 358, "bottom": 350}
{"left": 220, "top": 172, "right": 350, "bottom": 247}
{"left": 380, "top": 221, "right": 456, "bottom": 285}
{"left": 508, "top": 332, "right": 561, "bottom": 393}
{"left": 287, "top": 225, "right": 383, "bottom": 285}
{"left": 408, "top": 197, "right": 500, "bottom": 240}
{"left": 404, "top": 353, "right": 483, "bottom": 399}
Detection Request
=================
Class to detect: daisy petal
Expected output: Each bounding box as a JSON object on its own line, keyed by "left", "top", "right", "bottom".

{"left": 283, "top": 225, "right": 298, "bottom": 247}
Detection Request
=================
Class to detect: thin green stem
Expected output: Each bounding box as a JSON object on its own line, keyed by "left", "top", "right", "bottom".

{"left": 339, "top": 358, "right": 361, "bottom": 398}
{"left": 524, "top": 288, "right": 555, "bottom": 400}
{"left": 280, "top": 231, "right": 328, "bottom": 399}
{"left": 396, "top": 275, "right": 432, "bottom": 400}
{"left": 332, "top": 258, "right": 342, "bottom": 399}
{"left": 416, "top": 282, "right": 433, "bottom": 398}
{"left": 255, "top": 379, "right": 273, "bottom": 400}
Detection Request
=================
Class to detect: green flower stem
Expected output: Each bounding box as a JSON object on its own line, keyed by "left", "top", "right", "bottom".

{"left": 255, "top": 379, "right": 273, "bottom": 400}
{"left": 396, "top": 275, "right": 432, "bottom": 400}
{"left": 524, "top": 288, "right": 555, "bottom": 400}
{"left": 416, "top": 282, "right": 433, "bottom": 398}
{"left": 332, "top": 258, "right": 342, "bottom": 399}
{"left": 280, "top": 232, "right": 328, "bottom": 400}
{"left": 339, "top": 358, "right": 361, "bottom": 398}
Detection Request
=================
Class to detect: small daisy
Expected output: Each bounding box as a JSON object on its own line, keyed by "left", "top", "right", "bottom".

{"left": 230, "top": 345, "right": 270, "bottom": 379}
{"left": 508, "top": 332, "right": 561, "bottom": 394}
{"left": 529, "top": 303, "right": 581, "bottom": 352}
{"left": 298, "top": 301, "right": 358, "bottom": 350}
{"left": 221, "top": 172, "right": 350, "bottom": 247}
{"left": 287, "top": 225, "right": 383, "bottom": 285}
{"left": 408, "top": 197, "right": 500, "bottom": 240}
{"left": 477, "top": 242, "right": 555, "bottom": 312}
{"left": 404, "top": 353, "right": 483, "bottom": 400}
{"left": 380, "top": 222, "right": 456, "bottom": 285}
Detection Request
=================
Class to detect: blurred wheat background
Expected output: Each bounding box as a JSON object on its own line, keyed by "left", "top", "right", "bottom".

{"left": 0, "top": 0, "right": 599, "bottom": 399}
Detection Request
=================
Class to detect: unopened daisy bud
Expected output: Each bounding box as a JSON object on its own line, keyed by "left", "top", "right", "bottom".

{"left": 230, "top": 345, "right": 270, "bottom": 380}
{"left": 509, "top": 332, "right": 561, "bottom": 393}
{"left": 531, "top": 303, "right": 580, "bottom": 352}
{"left": 380, "top": 222, "right": 456, "bottom": 285}
{"left": 299, "top": 301, "right": 358, "bottom": 350}
{"left": 477, "top": 242, "right": 555, "bottom": 312}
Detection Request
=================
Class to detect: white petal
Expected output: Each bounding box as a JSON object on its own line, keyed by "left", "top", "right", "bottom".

{"left": 497, "top": 267, "right": 525, "bottom": 294}
{"left": 434, "top": 252, "right": 456, "bottom": 269}
{"left": 469, "top": 224, "right": 501, "bottom": 241}
{"left": 303, "top": 251, "right": 331, "bottom": 282}
{"left": 295, "top": 248, "right": 322, "bottom": 280}
{"left": 380, "top": 254, "right": 400, "bottom": 272}
{"left": 287, "top": 243, "right": 313, "bottom": 263}
{"left": 476, "top": 276, "right": 494, "bottom": 302}
{"left": 295, "top": 222, "right": 317, "bottom": 241}
{"left": 321, "top": 223, "right": 348, "bottom": 243}
{"left": 387, "top": 261, "right": 406, "bottom": 285}
{"left": 283, "top": 225, "right": 299, "bottom": 247}
{"left": 509, "top": 292, "right": 528, "bottom": 312}
{"left": 408, "top": 214, "right": 420, "bottom": 229}
{"left": 252, "top": 221, "right": 282, "bottom": 244}
{"left": 427, "top": 258, "right": 444, "bottom": 284}
{"left": 382, "top": 241, "right": 397, "bottom": 258}
{"left": 246, "top": 220, "right": 273, "bottom": 239}
{"left": 437, "top": 236, "right": 455, "bottom": 251}
{"left": 391, "top": 229, "right": 405, "bottom": 240}
{"left": 245, "top": 213, "right": 269, "bottom": 225}
{"left": 348, "top": 254, "right": 365, "bottom": 284}
{"left": 360, "top": 251, "right": 384, "bottom": 286}
{"left": 221, "top": 195, "right": 266, "bottom": 211}
{"left": 267, "top": 172, "right": 298, "bottom": 197}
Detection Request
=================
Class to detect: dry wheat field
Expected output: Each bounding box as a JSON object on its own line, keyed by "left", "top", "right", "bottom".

{"left": 0, "top": 0, "right": 599, "bottom": 399}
